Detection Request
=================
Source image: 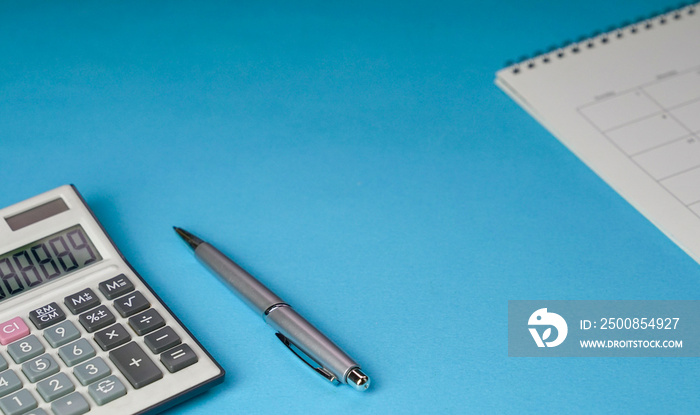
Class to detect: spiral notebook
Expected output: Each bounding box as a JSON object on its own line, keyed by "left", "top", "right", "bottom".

{"left": 496, "top": 3, "right": 700, "bottom": 264}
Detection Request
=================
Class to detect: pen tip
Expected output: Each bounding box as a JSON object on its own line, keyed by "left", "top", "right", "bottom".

{"left": 173, "top": 226, "right": 204, "bottom": 250}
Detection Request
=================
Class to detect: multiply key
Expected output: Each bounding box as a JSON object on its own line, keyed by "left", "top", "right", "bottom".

{"left": 94, "top": 324, "right": 131, "bottom": 351}
{"left": 109, "top": 342, "right": 162, "bottom": 389}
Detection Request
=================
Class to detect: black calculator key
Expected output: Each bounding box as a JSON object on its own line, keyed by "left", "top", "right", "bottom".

{"left": 109, "top": 342, "right": 163, "bottom": 389}
{"left": 113, "top": 291, "right": 150, "bottom": 318}
{"left": 28, "top": 302, "right": 66, "bottom": 329}
{"left": 160, "top": 344, "right": 198, "bottom": 373}
{"left": 64, "top": 288, "right": 100, "bottom": 315}
{"left": 94, "top": 324, "right": 132, "bottom": 351}
{"left": 98, "top": 274, "right": 135, "bottom": 300}
{"left": 128, "top": 309, "right": 165, "bottom": 336}
{"left": 78, "top": 305, "right": 116, "bottom": 333}
{"left": 144, "top": 327, "right": 181, "bottom": 354}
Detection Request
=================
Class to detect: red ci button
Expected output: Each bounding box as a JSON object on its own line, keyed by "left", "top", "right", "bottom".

{"left": 0, "top": 317, "right": 30, "bottom": 345}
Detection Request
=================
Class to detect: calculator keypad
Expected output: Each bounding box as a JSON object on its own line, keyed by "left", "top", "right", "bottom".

{"left": 0, "top": 273, "right": 206, "bottom": 414}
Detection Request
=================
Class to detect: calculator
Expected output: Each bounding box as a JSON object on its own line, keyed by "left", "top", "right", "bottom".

{"left": 0, "top": 185, "right": 224, "bottom": 415}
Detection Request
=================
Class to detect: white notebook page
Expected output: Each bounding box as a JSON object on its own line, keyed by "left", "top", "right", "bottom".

{"left": 496, "top": 5, "right": 700, "bottom": 263}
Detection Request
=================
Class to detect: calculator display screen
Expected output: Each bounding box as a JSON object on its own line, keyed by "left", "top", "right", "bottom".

{"left": 0, "top": 225, "right": 102, "bottom": 302}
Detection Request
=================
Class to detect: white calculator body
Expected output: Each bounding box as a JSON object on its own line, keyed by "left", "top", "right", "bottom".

{"left": 0, "top": 185, "right": 224, "bottom": 415}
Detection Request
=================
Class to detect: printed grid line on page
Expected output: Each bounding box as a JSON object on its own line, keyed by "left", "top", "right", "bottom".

{"left": 577, "top": 67, "right": 700, "bottom": 217}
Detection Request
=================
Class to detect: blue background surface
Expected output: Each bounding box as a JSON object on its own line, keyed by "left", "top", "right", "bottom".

{"left": 2, "top": 1, "right": 699, "bottom": 413}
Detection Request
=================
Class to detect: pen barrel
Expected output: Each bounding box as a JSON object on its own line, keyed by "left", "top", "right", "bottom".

{"left": 195, "top": 243, "right": 284, "bottom": 315}
{"left": 265, "top": 306, "right": 359, "bottom": 384}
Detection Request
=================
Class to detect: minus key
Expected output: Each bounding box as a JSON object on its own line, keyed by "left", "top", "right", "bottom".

{"left": 144, "top": 327, "right": 181, "bottom": 354}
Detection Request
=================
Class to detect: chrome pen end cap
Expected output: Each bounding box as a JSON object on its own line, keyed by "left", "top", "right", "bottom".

{"left": 346, "top": 368, "right": 370, "bottom": 391}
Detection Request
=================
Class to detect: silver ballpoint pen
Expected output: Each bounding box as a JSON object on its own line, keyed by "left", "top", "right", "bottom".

{"left": 173, "top": 227, "right": 370, "bottom": 391}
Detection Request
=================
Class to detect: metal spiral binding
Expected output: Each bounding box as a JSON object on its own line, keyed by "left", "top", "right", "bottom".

{"left": 506, "top": 3, "right": 698, "bottom": 75}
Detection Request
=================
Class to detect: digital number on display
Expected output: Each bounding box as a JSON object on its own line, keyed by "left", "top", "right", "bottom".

{"left": 0, "top": 225, "right": 102, "bottom": 302}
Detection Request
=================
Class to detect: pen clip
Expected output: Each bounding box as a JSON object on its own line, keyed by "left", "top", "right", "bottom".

{"left": 275, "top": 332, "right": 339, "bottom": 384}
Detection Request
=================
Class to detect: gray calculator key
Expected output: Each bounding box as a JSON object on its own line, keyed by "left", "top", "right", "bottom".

{"left": 109, "top": 341, "right": 163, "bottom": 389}
{"left": 160, "top": 344, "right": 198, "bottom": 373}
{"left": 7, "top": 335, "right": 44, "bottom": 363}
{"left": 113, "top": 291, "right": 150, "bottom": 318}
{"left": 0, "top": 389, "right": 38, "bottom": 415}
{"left": 94, "top": 323, "right": 131, "bottom": 351}
{"left": 128, "top": 308, "right": 165, "bottom": 336}
{"left": 24, "top": 409, "right": 48, "bottom": 415}
{"left": 51, "top": 392, "right": 90, "bottom": 415}
{"left": 22, "top": 354, "right": 60, "bottom": 382}
{"left": 28, "top": 302, "right": 66, "bottom": 330}
{"left": 98, "top": 274, "right": 134, "bottom": 300}
{"left": 73, "top": 357, "right": 111, "bottom": 386}
{"left": 88, "top": 375, "right": 127, "bottom": 406}
{"left": 78, "top": 305, "right": 116, "bottom": 333}
{"left": 36, "top": 373, "right": 74, "bottom": 402}
{"left": 43, "top": 320, "right": 81, "bottom": 348}
{"left": 0, "top": 370, "right": 22, "bottom": 398}
{"left": 0, "top": 354, "right": 7, "bottom": 371}
{"left": 58, "top": 339, "right": 96, "bottom": 366}
{"left": 144, "top": 327, "right": 181, "bottom": 354}
{"left": 64, "top": 288, "right": 100, "bottom": 315}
